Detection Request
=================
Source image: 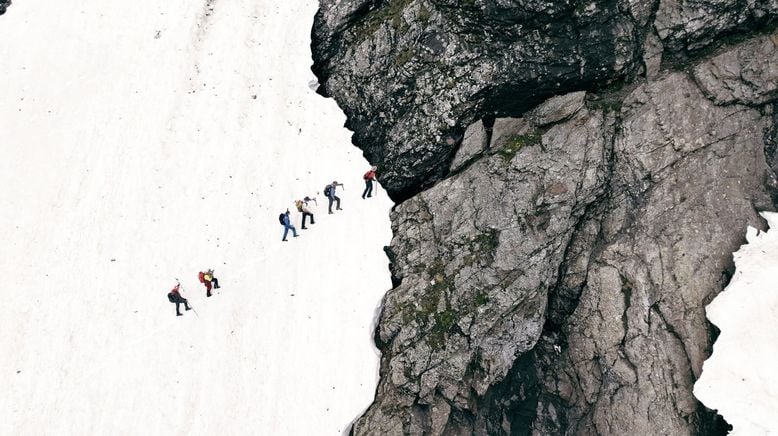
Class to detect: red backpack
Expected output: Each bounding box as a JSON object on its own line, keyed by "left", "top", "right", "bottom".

{"left": 364, "top": 171, "right": 373, "bottom": 180}
{"left": 198, "top": 271, "right": 205, "bottom": 283}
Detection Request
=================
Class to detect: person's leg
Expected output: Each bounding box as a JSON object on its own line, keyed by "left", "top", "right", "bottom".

{"left": 328, "top": 196, "right": 334, "bottom": 214}
{"left": 175, "top": 301, "right": 182, "bottom": 316}
{"left": 212, "top": 278, "right": 219, "bottom": 289}
{"left": 183, "top": 297, "right": 191, "bottom": 309}
{"left": 292, "top": 225, "right": 298, "bottom": 237}
{"left": 335, "top": 195, "right": 341, "bottom": 210}
{"left": 362, "top": 180, "right": 369, "bottom": 199}
{"left": 366, "top": 180, "right": 373, "bottom": 197}
{"left": 302, "top": 213, "right": 308, "bottom": 228}
{"left": 283, "top": 225, "right": 289, "bottom": 241}
{"left": 206, "top": 281, "right": 212, "bottom": 297}
{"left": 310, "top": 212, "right": 315, "bottom": 224}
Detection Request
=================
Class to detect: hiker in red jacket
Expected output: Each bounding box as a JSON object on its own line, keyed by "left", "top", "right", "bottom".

{"left": 199, "top": 269, "right": 220, "bottom": 297}
{"left": 362, "top": 166, "right": 377, "bottom": 199}
{"left": 167, "top": 283, "right": 191, "bottom": 317}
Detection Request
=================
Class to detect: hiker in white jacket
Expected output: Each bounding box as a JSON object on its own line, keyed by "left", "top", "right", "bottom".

{"left": 295, "top": 196, "right": 317, "bottom": 229}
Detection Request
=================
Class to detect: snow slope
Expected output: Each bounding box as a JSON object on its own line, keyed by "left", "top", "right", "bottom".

{"left": 695, "top": 212, "right": 778, "bottom": 435}
{"left": 0, "top": 1, "right": 393, "bottom": 434}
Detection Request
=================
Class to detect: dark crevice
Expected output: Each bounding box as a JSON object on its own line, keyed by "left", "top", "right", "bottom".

{"left": 662, "top": 18, "right": 778, "bottom": 72}
{"left": 469, "top": 348, "right": 541, "bottom": 435}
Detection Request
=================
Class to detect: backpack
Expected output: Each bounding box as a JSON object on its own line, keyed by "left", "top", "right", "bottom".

{"left": 167, "top": 292, "right": 175, "bottom": 303}
{"left": 198, "top": 271, "right": 205, "bottom": 283}
{"left": 279, "top": 213, "right": 286, "bottom": 225}
{"left": 364, "top": 171, "right": 372, "bottom": 180}
{"left": 324, "top": 185, "right": 332, "bottom": 196}
{"left": 295, "top": 201, "right": 303, "bottom": 212}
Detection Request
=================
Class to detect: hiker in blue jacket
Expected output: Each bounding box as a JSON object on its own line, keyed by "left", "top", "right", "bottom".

{"left": 280, "top": 209, "right": 298, "bottom": 241}
{"left": 325, "top": 180, "right": 344, "bottom": 214}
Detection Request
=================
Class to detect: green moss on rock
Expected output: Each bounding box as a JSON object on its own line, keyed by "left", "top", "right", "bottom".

{"left": 496, "top": 132, "right": 541, "bottom": 162}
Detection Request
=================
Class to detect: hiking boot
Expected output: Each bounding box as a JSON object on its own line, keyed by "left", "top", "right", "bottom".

{"left": 328, "top": 211, "right": 333, "bottom": 214}
{"left": 177, "top": 313, "right": 183, "bottom": 316}
{"left": 337, "top": 207, "right": 342, "bottom": 210}
{"left": 301, "top": 226, "right": 307, "bottom": 230}
{"left": 185, "top": 307, "right": 192, "bottom": 311}
{"left": 282, "top": 239, "right": 288, "bottom": 241}
{"left": 214, "top": 285, "right": 220, "bottom": 289}
{"left": 207, "top": 293, "right": 212, "bottom": 298}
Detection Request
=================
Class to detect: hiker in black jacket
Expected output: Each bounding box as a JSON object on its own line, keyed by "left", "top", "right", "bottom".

{"left": 167, "top": 283, "right": 191, "bottom": 316}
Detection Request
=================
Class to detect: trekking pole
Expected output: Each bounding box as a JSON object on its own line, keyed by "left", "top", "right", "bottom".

{"left": 175, "top": 278, "right": 199, "bottom": 317}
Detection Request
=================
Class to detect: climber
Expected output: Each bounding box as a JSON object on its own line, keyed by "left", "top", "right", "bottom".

{"left": 295, "top": 196, "right": 316, "bottom": 229}
{"left": 325, "top": 180, "right": 344, "bottom": 214}
{"left": 198, "top": 269, "right": 220, "bottom": 297}
{"left": 280, "top": 209, "right": 298, "bottom": 241}
{"left": 362, "top": 166, "right": 377, "bottom": 199}
{"left": 167, "top": 283, "right": 192, "bottom": 317}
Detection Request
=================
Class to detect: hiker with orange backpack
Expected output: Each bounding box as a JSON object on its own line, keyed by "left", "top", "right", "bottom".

{"left": 295, "top": 196, "right": 316, "bottom": 229}
{"left": 198, "top": 269, "right": 220, "bottom": 297}
{"left": 362, "top": 166, "right": 377, "bottom": 199}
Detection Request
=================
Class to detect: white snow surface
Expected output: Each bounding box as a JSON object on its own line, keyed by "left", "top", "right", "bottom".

{"left": 695, "top": 212, "right": 778, "bottom": 435}
{"left": 0, "top": 1, "right": 394, "bottom": 434}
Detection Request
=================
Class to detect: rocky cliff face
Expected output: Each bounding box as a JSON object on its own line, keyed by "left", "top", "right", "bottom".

{"left": 312, "top": 1, "right": 778, "bottom": 434}
{"left": 0, "top": 1, "right": 10, "bottom": 16}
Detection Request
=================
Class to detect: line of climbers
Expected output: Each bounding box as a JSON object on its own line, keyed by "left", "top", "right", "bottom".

{"left": 279, "top": 165, "right": 377, "bottom": 242}
{"left": 166, "top": 166, "right": 379, "bottom": 316}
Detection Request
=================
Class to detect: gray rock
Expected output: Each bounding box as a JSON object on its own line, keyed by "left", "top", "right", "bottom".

{"left": 353, "top": 105, "right": 612, "bottom": 434}
{"left": 489, "top": 117, "right": 530, "bottom": 150}
{"left": 693, "top": 32, "right": 778, "bottom": 106}
{"left": 643, "top": 30, "right": 664, "bottom": 80}
{"left": 531, "top": 72, "right": 773, "bottom": 435}
{"left": 655, "top": 0, "right": 761, "bottom": 52}
{"left": 311, "top": 2, "right": 778, "bottom": 435}
{"left": 527, "top": 91, "right": 587, "bottom": 127}
{"left": 313, "top": 0, "right": 778, "bottom": 200}
{"left": 313, "top": 0, "right": 642, "bottom": 199}
{"left": 449, "top": 120, "right": 488, "bottom": 172}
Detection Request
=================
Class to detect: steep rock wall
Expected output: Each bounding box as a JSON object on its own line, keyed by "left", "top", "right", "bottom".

{"left": 313, "top": 0, "right": 777, "bottom": 201}
{"left": 312, "top": 1, "right": 778, "bottom": 434}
